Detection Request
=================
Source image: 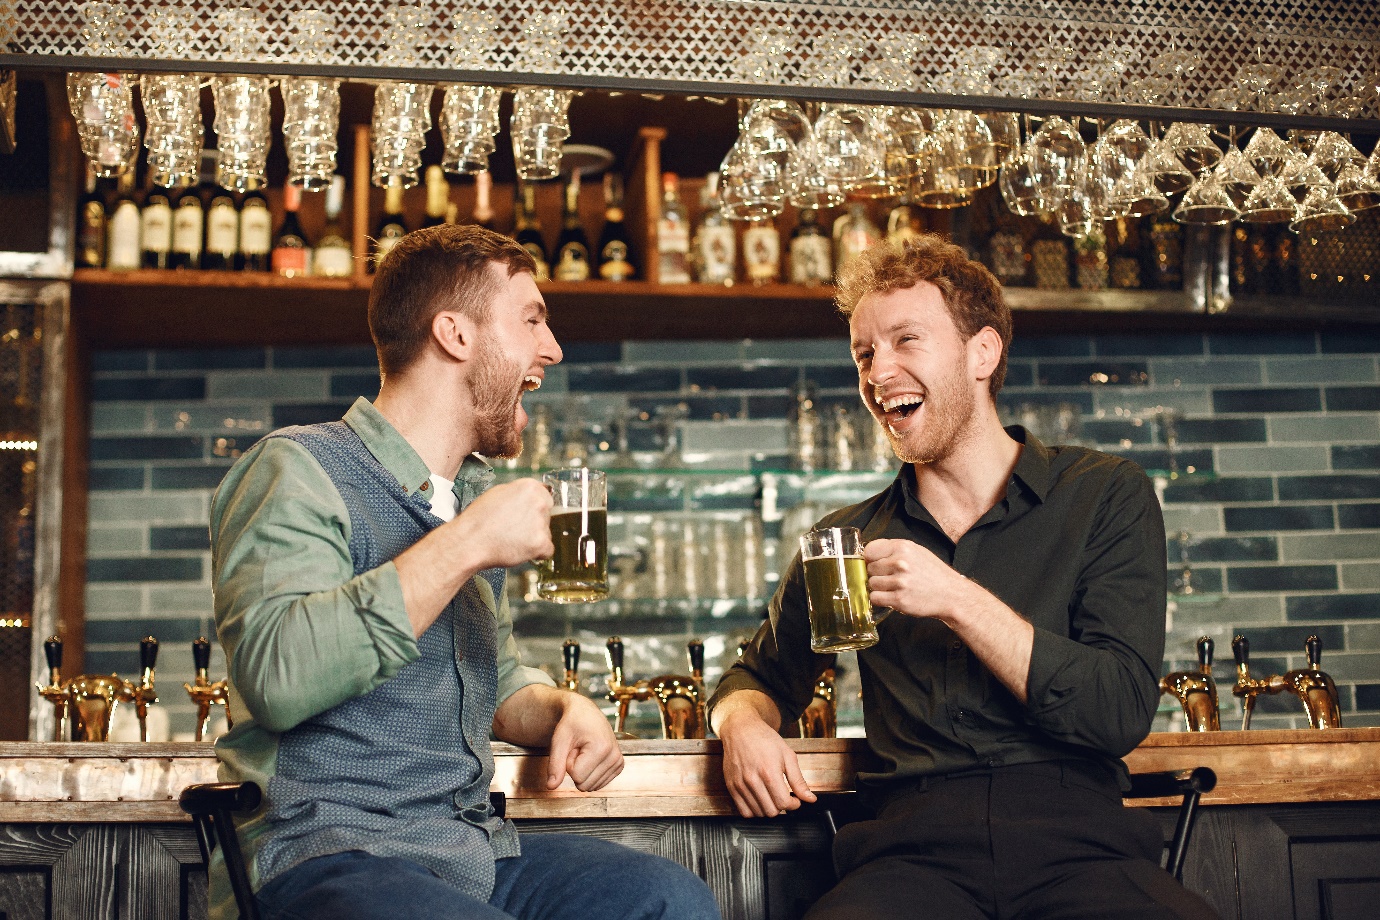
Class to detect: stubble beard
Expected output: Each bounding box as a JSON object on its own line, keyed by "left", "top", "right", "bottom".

{"left": 470, "top": 336, "right": 525, "bottom": 459}
{"left": 880, "top": 358, "right": 978, "bottom": 466}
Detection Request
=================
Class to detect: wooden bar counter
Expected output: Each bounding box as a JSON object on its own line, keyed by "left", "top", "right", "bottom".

{"left": 3, "top": 731, "right": 1380, "bottom": 919}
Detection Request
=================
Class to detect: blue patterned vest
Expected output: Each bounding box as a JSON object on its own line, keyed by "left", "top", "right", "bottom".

{"left": 254, "top": 421, "right": 519, "bottom": 900}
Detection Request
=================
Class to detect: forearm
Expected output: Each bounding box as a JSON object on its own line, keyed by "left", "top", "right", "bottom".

{"left": 493, "top": 683, "right": 570, "bottom": 747}
{"left": 709, "top": 688, "right": 783, "bottom": 736}
{"left": 392, "top": 516, "right": 490, "bottom": 637}
{"left": 944, "top": 581, "right": 1035, "bottom": 706}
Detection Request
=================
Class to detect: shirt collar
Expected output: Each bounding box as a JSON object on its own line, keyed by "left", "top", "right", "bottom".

{"left": 896, "top": 424, "right": 1054, "bottom": 521}
{"left": 342, "top": 397, "right": 493, "bottom": 502}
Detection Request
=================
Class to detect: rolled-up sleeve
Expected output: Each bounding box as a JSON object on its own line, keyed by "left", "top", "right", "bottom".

{"left": 211, "top": 437, "right": 420, "bottom": 734}
{"left": 1024, "top": 463, "right": 1166, "bottom": 757}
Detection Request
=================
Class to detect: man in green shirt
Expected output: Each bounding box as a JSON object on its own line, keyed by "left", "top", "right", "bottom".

{"left": 210, "top": 225, "right": 720, "bottom": 920}
{"left": 709, "top": 236, "right": 1218, "bottom": 920}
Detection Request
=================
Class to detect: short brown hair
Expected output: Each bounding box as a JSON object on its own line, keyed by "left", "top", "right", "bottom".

{"left": 836, "top": 235, "right": 1013, "bottom": 395}
{"left": 369, "top": 224, "right": 537, "bottom": 376}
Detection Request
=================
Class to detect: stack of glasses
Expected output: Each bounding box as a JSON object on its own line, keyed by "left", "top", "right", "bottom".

{"left": 281, "top": 9, "right": 341, "bottom": 191}
{"left": 66, "top": 1, "right": 138, "bottom": 177}
{"left": 211, "top": 7, "right": 271, "bottom": 192}
{"left": 511, "top": 13, "right": 574, "bottom": 181}
{"left": 441, "top": 12, "right": 502, "bottom": 175}
{"left": 141, "top": 75, "right": 202, "bottom": 188}
{"left": 372, "top": 5, "right": 432, "bottom": 189}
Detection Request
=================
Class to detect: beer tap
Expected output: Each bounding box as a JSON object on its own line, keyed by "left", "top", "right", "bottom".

{"left": 183, "top": 637, "right": 231, "bottom": 742}
{"left": 1233, "top": 634, "right": 1343, "bottom": 730}
{"left": 37, "top": 635, "right": 160, "bottom": 741}
{"left": 1284, "top": 636, "right": 1343, "bottom": 729}
{"left": 798, "top": 666, "right": 838, "bottom": 739}
{"left": 604, "top": 637, "right": 707, "bottom": 740}
{"left": 131, "top": 636, "right": 159, "bottom": 741}
{"left": 37, "top": 636, "right": 70, "bottom": 741}
{"left": 1159, "top": 636, "right": 1221, "bottom": 731}
{"left": 561, "top": 639, "right": 581, "bottom": 693}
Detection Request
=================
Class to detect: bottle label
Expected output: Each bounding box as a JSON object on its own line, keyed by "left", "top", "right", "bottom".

{"left": 207, "top": 204, "right": 238, "bottom": 255}
{"left": 141, "top": 203, "right": 172, "bottom": 253}
{"left": 313, "top": 245, "right": 354, "bottom": 277}
{"left": 743, "top": 225, "right": 780, "bottom": 283}
{"left": 240, "top": 205, "right": 272, "bottom": 255}
{"left": 599, "top": 240, "right": 633, "bottom": 281}
{"left": 172, "top": 205, "right": 203, "bottom": 257}
{"left": 657, "top": 218, "right": 691, "bottom": 283}
{"left": 107, "top": 203, "right": 141, "bottom": 269}
{"left": 272, "top": 246, "right": 310, "bottom": 276}
{"left": 1031, "top": 239, "right": 1071, "bottom": 290}
{"left": 697, "top": 225, "right": 736, "bottom": 284}
{"left": 789, "top": 235, "right": 832, "bottom": 285}
{"left": 554, "top": 242, "right": 591, "bottom": 281}
{"left": 79, "top": 201, "right": 105, "bottom": 265}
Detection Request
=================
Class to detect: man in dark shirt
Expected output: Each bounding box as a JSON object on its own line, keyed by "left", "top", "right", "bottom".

{"left": 707, "top": 236, "right": 1218, "bottom": 920}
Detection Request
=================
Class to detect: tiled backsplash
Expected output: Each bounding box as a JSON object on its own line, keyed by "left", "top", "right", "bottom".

{"left": 85, "top": 330, "right": 1380, "bottom": 740}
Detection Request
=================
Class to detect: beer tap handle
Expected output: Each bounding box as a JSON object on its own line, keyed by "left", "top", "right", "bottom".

{"left": 44, "top": 635, "right": 62, "bottom": 678}
{"left": 606, "top": 636, "right": 625, "bottom": 688}
{"left": 192, "top": 637, "right": 211, "bottom": 674}
{"left": 1197, "top": 635, "right": 1214, "bottom": 671}
{"left": 1306, "top": 634, "right": 1322, "bottom": 670}
{"left": 1232, "top": 634, "right": 1250, "bottom": 675}
{"left": 141, "top": 635, "right": 159, "bottom": 670}
{"left": 563, "top": 639, "right": 580, "bottom": 674}
{"left": 687, "top": 639, "right": 704, "bottom": 679}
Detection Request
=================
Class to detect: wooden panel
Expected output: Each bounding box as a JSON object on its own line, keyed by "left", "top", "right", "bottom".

{"left": 129, "top": 825, "right": 204, "bottom": 920}
{"left": 700, "top": 819, "right": 833, "bottom": 920}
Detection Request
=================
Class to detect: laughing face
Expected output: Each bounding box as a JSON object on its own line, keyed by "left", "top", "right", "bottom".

{"left": 850, "top": 282, "right": 984, "bottom": 466}
{"left": 469, "top": 265, "right": 562, "bottom": 458}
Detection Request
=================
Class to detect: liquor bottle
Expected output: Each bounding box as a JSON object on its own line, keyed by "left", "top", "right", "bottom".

{"left": 597, "top": 173, "right": 634, "bottom": 281}
{"left": 75, "top": 170, "right": 107, "bottom": 269}
{"left": 422, "top": 165, "right": 448, "bottom": 229}
{"left": 169, "top": 184, "right": 205, "bottom": 270}
{"left": 239, "top": 182, "right": 273, "bottom": 272}
{"left": 472, "top": 170, "right": 495, "bottom": 230}
{"left": 693, "top": 172, "right": 735, "bottom": 285}
{"left": 742, "top": 217, "right": 781, "bottom": 286}
{"left": 313, "top": 175, "right": 354, "bottom": 278}
{"left": 514, "top": 181, "right": 550, "bottom": 282}
{"left": 271, "top": 183, "right": 311, "bottom": 277}
{"left": 1074, "top": 223, "right": 1109, "bottom": 291}
{"left": 833, "top": 202, "right": 880, "bottom": 275}
{"left": 1148, "top": 212, "right": 1183, "bottom": 290}
{"left": 106, "top": 170, "right": 141, "bottom": 271}
{"left": 203, "top": 177, "right": 239, "bottom": 271}
{"left": 1229, "top": 226, "right": 1253, "bottom": 295}
{"left": 371, "top": 179, "right": 408, "bottom": 270}
{"left": 788, "top": 207, "right": 832, "bottom": 286}
{"left": 1108, "top": 217, "right": 1143, "bottom": 289}
{"left": 885, "top": 203, "right": 920, "bottom": 247}
{"left": 1030, "top": 214, "right": 1071, "bottom": 290}
{"left": 656, "top": 172, "right": 692, "bottom": 284}
{"left": 553, "top": 174, "right": 591, "bottom": 281}
{"left": 140, "top": 182, "right": 173, "bottom": 270}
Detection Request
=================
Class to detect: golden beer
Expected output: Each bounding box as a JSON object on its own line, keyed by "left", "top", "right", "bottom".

{"left": 537, "top": 508, "right": 609, "bottom": 602}
{"left": 802, "top": 554, "right": 876, "bottom": 652}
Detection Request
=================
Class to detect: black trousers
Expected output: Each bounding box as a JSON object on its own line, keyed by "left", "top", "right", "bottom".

{"left": 806, "top": 760, "right": 1222, "bottom": 920}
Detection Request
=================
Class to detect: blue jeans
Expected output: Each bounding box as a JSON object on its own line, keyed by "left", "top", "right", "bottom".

{"left": 255, "top": 832, "right": 722, "bottom": 920}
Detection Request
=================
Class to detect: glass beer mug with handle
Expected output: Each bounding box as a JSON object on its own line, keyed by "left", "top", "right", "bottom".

{"left": 537, "top": 468, "right": 609, "bottom": 602}
{"left": 800, "top": 526, "right": 879, "bottom": 653}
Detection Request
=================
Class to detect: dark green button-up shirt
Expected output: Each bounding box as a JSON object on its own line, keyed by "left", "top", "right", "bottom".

{"left": 709, "top": 428, "right": 1167, "bottom": 791}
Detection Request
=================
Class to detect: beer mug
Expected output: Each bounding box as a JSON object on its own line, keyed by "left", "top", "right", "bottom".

{"left": 537, "top": 468, "right": 609, "bottom": 602}
{"left": 800, "top": 526, "right": 879, "bottom": 652}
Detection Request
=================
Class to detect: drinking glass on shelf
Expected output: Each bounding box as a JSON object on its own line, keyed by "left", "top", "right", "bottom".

{"left": 800, "top": 527, "right": 878, "bottom": 654}
{"left": 1162, "top": 123, "right": 1221, "bottom": 175}
{"left": 1238, "top": 177, "right": 1299, "bottom": 224}
{"left": 141, "top": 73, "right": 202, "bottom": 188}
{"left": 1242, "top": 128, "right": 1292, "bottom": 179}
{"left": 1289, "top": 183, "right": 1356, "bottom": 234}
{"left": 211, "top": 74, "right": 272, "bottom": 191}
{"left": 1173, "top": 170, "right": 1239, "bottom": 226}
{"left": 68, "top": 71, "right": 139, "bottom": 178}
{"left": 511, "top": 86, "right": 575, "bottom": 181}
{"left": 1334, "top": 162, "right": 1380, "bottom": 213}
{"left": 372, "top": 80, "right": 433, "bottom": 189}
{"left": 280, "top": 10, "right": 341, "bottom": 191}
{"left": 537, "top": 469, "right": 609, "bottom": 604}
{"left": 1138, "top": 138, "right": 1194, "bottom": 196}
{"left": 440, "top": 84, "right": 502, "bottom": 175}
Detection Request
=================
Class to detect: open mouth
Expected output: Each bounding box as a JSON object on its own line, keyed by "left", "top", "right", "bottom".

{"left": 521, "top": 374, "right": 542, "bottom": 393}
{"left": 879, "top": 392, "right": 923, "bottom": 421}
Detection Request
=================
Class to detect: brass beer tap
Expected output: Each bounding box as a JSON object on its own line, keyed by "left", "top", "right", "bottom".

{"left": 183, "top": 637, "right": 231, "bottom": 742}
{"left": 798, "top": 667, "right": 838, "bottom": 739}
{"left": 36, "top": 635, "right": 160, "bottom": 741}
{"left": 604, "top": 636, "right": 708, "bottom": 740}
{"left": 561, "top": 639, "right": 581, "bottom": 692}
{"left": 1232, "top": 634, "right": 1343, "bottom": 729}
{"left": 1159, "top": 636, "right": 1221, "bottom": 731}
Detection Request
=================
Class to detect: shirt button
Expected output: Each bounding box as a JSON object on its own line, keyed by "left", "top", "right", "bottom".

{"left": 950, "top": 640, "right": 963, "bottom": 651}
{"left": 420, "top": 481, "right": 430, "bottom": 491}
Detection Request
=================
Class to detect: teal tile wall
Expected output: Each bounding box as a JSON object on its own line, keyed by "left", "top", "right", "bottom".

{"left": 85, "top": 333, "right": 1380, "bottom": 739}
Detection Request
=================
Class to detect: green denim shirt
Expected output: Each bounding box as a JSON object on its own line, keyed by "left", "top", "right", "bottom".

{"left": 207, "top": 397, "right": 551, "bottom": 915}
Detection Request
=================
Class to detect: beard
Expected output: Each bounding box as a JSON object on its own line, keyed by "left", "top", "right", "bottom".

{"left": 875, "top": 355, "right": 977, "bottom": 466}
{"left": 469, "top": 336, "right": 525, "bottom": 459}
